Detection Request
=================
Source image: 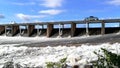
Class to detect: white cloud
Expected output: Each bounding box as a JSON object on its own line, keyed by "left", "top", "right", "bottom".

{"left": 0, "top": 14, "right": 5, "bottom": 19}
{"left": 16, "top": 14, "right": 30, "bottom": 21}
{"left": 39, "top": 9, "right": 64, "bottom": 15}
{"left": 16, "top": 13, "right": 46, "bottom": 21}
{"left": 107, "top": 0, "right": 120, "bottom": 6}
{"left": 12, "top": 2, "right": 36, "bottom": 6}
{"left": 41, "top": 0, "right": 64, "bottom": 8}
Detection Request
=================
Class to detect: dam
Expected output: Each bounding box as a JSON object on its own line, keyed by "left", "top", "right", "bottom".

{"left": 0, "top": 18, "right": 120, "bottom": 37}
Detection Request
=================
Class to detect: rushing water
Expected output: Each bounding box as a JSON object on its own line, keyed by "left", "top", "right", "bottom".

{"left": 0, "top": 33, "right": 120, "bottom": 67}
{"left": 0, "top": 43, "right": 120, "bottom": 67}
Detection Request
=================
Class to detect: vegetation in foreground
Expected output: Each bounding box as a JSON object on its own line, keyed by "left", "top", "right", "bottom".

{"left": 92, "top": 48, "right": 120, "bottom": 68}
{"left": 46, "top": 57, "right": 67, "bottom": 68}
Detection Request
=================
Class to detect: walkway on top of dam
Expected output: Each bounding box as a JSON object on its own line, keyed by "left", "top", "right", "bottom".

{"left": 0, "top": 18, "right": 120, "bottom": 37}
{"left": 1, "top": 18, "right": 120, "bottom": 25}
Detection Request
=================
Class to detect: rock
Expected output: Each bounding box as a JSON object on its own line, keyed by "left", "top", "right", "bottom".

{"left": 14, "top": 63, "right": 22, "bottom": 68}
{"left": 2, "top": 61, "right": 23, "bottom": 68}
{"left": 62, "top": 64, "right": 67, "bottom": 68}
{"left": 2, "top": 61, "right": 14, "bottom": 68}
{"left": 84, "top": 65, "right": 93, "bottom": 68}
{"left": 73, "top": 65, "right": 79, "bottom": 68}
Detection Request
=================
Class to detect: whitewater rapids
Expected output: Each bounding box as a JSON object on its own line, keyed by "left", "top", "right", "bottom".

{"left": 0, "top": 43, "right": 120, "bottom": 67}
{"left": 1, "top": 33, "right": 120, "bottom": 67}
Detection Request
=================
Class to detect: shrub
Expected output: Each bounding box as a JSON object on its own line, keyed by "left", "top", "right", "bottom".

{"left": 92, "top": 48, "right": 120, "bottom": 68}
{"left": 46, "top": 62, "right": 55, "bottom": 68}
{"left": 46, "top": 57, "right": 67, "bottom": 68}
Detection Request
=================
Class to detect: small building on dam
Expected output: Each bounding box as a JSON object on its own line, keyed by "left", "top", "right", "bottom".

{"left": 0, "top": 16, "right": 120, "bottom": 38}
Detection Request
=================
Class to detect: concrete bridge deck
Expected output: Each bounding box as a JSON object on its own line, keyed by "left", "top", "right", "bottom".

{"left": 0, "top": 18, "right": 120, "bottom": 37}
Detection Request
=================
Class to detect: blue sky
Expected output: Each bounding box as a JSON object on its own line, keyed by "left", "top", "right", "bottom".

{"left": 0, "top": 0, "right": 120, "bottom": 24}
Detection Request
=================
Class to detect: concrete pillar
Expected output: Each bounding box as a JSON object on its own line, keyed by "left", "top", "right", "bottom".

{"left": 0, "top": 26, "right": 5, "bottom": 35}
{"left": 28, "top": 25, "right": 35, "bottom": 36}
{"left": 62, "top": 24, "right": 64, "bottom": 29}
{"left": 19, "top": 26, "right": 22, "bottom": 36}
{"left": 11, "top": 25, "right": 19, "bottom": 36}
{"left": 61, "top": 24, "right": 64, "bottom": 34}
{"left": 119, "top": 22, "right": 120, "bottom": 27}
{"left": 37, "top": 25, "right": 39, "bottom": 36}
{"left": 42, "top": 24, "right": 44, "bottom": 29}
{"left": 5, "top": 26, "right": 7, "bottom": 36}
{"left": 59, "top": 24, "right": 61, "bottom": 36}
{"left": 71, "top": 23, "right": 76, "bottom": 37}
{"left": 101, "top": 21, "right": 105, "bottom": 35}
{"left": 47, "top": 24, "right": 53, "bottom": 37}
{"left": 86, "top": 22, "right": 89, "bottom": 36}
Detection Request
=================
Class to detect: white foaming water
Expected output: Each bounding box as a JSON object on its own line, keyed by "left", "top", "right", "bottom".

{"left": 0, "top": 33, "right": 120, "bottom": 67}
{"left": 0, "top": 43, "right": 120, "bottom": 67}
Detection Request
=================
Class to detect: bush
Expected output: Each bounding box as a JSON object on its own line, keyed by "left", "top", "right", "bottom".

{"left": 46, "top": 62, "right": 55, "bottom": 68}
{"left": 46, "top": 57, "right": 67, "bottom": 68}
{"left": 92, "top": 48, "right": 120, "bottom": 68}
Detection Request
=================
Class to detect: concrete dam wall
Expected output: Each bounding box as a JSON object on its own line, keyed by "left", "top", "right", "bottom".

{"left": 0, "top": 18, "right": 120, "bottom": 37}
{"left": 0, "top": 25, "right": 120, "bottom": 37}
